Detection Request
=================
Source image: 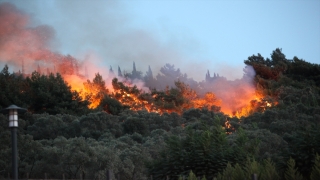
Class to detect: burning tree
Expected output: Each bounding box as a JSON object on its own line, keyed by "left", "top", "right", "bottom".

{"left": 83, "top": 73, "right": 108, "bottom": 109}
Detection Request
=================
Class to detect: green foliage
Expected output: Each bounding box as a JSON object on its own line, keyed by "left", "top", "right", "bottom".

{"left": 0, "top": 65, "right": 27, "bottom": 108}
{"left": 229, "top": 127, "right": 261, "bottom": 160}
{"left": 187, "top": 171, "right": 198, "bottom": 180}
{"left": 217, "top": 158, "right": 280, "bottom": 180}
{"left": 278, "top": 126, "right": 320, "bottom": 177}
{"left": 99, "top": 95, "right": 129, "bottom": 115}
{"left": 216, "top": 162, "right": 247, "bottom": 180}
{"left": 0, "top": 114, "right": 11, "bottom": 175}
{"left": 310, "top": 153, "right": 320, "bottom": 180}
{"left": 286, "top": 57, "right": 320, "bottom": 86}
{"left": 27, "top": 114, "right": 67, "bottom": 140}
{"left": 80, "top": 112, "right": 122, "bottom": 139}
{"left": 260, "top": 158, "right": 280, "bottom": 180}
{"left": 0, "top": 65, "right": 91, "bottom": 115}
{"left": 284, "top": 157, "right": 303, "bottom": 180}
{"left": 122, "top": 117, "right": 148, "bottom": 136}
{"left": 0, "top": 49, "right": 319, "bottom": 179}
{"left": 244, "top": 48, "right": 289, "bottom": 82}
{"left": 148, "top": 117, "right": 248, "bottom": 180}
{"left": 243, "top": 157, "right": 260, "bottom": 178}
{"left": 26, "top": 72, "right": 90, "bottom": 115}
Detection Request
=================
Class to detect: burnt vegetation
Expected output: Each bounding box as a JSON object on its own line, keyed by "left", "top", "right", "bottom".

{"left": 0, "top": 49, "right": 320, "bottom": 179}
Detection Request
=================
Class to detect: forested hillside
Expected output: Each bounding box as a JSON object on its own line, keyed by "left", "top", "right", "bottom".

{"left": 0, "top": 49, "right": 319, "bottom": 179}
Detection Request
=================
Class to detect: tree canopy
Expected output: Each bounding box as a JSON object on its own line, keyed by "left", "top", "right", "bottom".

{"left": 0, "top": 48, "right": 319, "bottom": 179}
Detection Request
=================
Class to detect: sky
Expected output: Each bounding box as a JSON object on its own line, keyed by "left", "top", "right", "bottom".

{"left": 0, "top": 0, "right": 319, "bottom": 81}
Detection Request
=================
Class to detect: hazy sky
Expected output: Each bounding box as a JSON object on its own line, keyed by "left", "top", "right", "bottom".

{"left": 0, "top": 0, "right": 319, "bottom": 81}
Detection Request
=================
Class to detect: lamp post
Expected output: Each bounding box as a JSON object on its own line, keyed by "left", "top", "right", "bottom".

{"left": 0, "top": 105, "right": 27, "bottom": 180}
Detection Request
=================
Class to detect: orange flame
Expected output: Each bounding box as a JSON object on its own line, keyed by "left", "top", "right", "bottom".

{"left": 64, "top": 75, "right": 276, "bottom": 116}
{"left": 0, "top": 3, "right": 277, "bottom": 117}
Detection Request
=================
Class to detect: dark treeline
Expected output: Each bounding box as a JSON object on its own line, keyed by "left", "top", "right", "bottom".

{"left": 0, "top": 48, "right": 320, "bottom": 179}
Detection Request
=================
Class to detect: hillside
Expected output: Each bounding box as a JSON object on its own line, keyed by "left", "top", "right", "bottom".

{"left": 0, "top": 49, "right": 319, "bottom": 179}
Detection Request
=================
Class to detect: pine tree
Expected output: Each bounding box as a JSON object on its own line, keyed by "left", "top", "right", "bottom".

{"left": 216, "top": 162, "right": 234, "bottom": 180}
{"left": 201, "top": 175, "right": 207, "bottom": 180}
{"left": 310, "top": 153, "right": 320, "bottom": 180}
{"left": 260, "top": 158, "right": 279, "bottom": 180}
{"left": 284, "top": 157, "right": 303, "bottom": 180}
{"left": 244, "top": 157, "right": 261, "bottom": 179}
{"left": 187, "top": 171, "right": 197, "bottom": 180}
{"left": 233, "top": 163, "right": 246, "bottom": 180}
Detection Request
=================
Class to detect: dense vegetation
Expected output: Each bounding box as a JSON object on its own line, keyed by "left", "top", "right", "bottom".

{"left": 0, "top": 48, "right": 319, "bottom": 179}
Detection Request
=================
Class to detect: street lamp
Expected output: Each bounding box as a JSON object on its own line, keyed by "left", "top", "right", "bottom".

{"left": 0, "top": 105, "right": 27, "bottom": 180}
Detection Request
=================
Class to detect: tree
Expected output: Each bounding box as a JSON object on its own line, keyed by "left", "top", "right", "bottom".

{"left": 111, "top": 78, "right": 148, "bottom": 112}
{"left": 216, "top": 158, "right": 280, "bottom": 180}
{"left": 149, "top": 81, "right": 198, "bottom": 114}
{"left": 148, "top": 117, "right": 246, "bottom": 179}
{"left": 0, "top": 114, "right": 11, "bottom": 177}
{"left": 99, "top": 95, "right": 129, "bottom": 115}
{"left": 79, "top": 112, "right": 122, "bottom": 139}
{"left": 144, "top": 65, "right": 157, "bottom": 88}
{"left": 25, "top": 72, "right": 89, "bottom": 114}
{"left": 122, "top": 117, "right": 148, "bottom": 136}
{"left": 260, "top": 158, "right": 280, "bottom": 180}
{"left": 244, "top": 49, "right": 288, "bottom": 81}
{"left": 310, "top": 154, "right": 320, "bottom": 180}
{"left": 27, "top": 114, "right": 67, "bottom": 140}
{"left": 284, "top": 158, "right": 303, "bottom": 180}
{"left": 0, "top": 65, "right": 28, "bottom": 108}
{"left": 60, "top": 137, "right": 97, "bottom": 179}
{"left": 83, "top": 73, "right": 108, "bottom": 109}
{"left": 18, "top": 134, "right": 44, "bottom": 178}
{"left": 154, "top": 64, "right": 184, "bottom": 89}
{"left": 278, "top": 126, "right": 320, "bottom": 177}
{"left": 124, "top": 62, "right": 143, "bottom": 80}
{"left": 285, "top": 57, "right": 320, "bottom": 86}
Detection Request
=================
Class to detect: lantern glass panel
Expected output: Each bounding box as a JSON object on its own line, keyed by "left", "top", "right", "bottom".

{"left": 8, "top": 109, "right": 18, "bottom": 127}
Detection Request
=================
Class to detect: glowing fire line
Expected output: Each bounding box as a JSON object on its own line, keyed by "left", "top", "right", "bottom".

{"left": 65, "top": 75, "right": 275, "bottom": 119}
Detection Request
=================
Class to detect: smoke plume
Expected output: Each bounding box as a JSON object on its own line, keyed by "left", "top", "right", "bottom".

{"left": 0, "top": 1, "right": 260, "bottom": 115}
{"left": 0, "top": 2, "right": 79, "bottom": 77}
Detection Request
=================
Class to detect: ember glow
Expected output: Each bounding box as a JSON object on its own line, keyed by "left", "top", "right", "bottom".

{"left": 0, "top": 2, "right": 276, "bottom": 118}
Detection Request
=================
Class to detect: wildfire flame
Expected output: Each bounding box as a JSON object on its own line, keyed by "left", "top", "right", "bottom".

{"left": 0, "top": 2, "right": 277, "bottom": 120}
{"left": 64, "top": 75, "right": 275, "bottom": 119}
